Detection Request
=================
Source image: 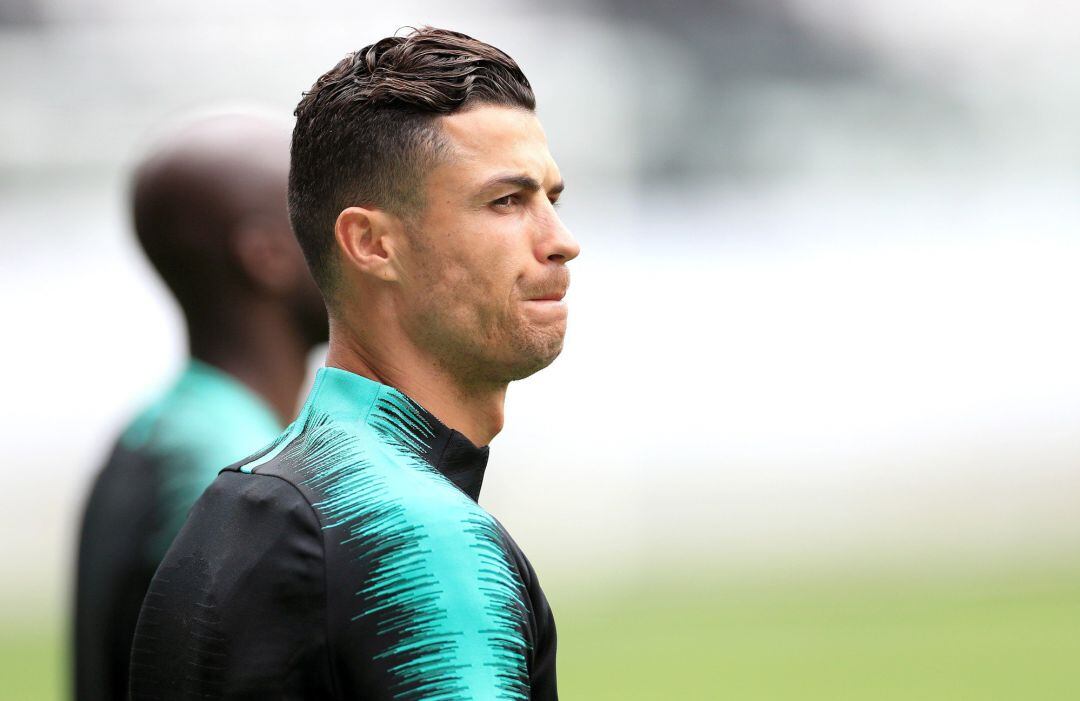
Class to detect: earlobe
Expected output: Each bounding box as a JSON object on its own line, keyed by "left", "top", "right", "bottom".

{"left": 335, "top": 206, "right": 399, "bottom": 282}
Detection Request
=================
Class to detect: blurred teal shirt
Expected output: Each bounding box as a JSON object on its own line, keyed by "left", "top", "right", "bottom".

{"left": 118, "top": 359, "right": 283, "bottom": 558}
{"left": 74, "top": 359, "right": 283, "bottom": 701}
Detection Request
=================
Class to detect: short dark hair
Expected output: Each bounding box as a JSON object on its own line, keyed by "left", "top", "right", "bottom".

{"left": 288, "top": 27, "right": 535, "bottom": 290}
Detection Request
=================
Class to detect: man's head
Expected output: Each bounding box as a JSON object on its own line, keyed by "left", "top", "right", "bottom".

{"left": 290, "top": 28, "right": 580, "bottom": 387}
{"left": 134, "top": 113, "right": 328, "bottom": 348}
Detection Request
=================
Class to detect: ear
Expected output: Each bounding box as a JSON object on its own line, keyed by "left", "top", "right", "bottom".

{"left": 231, "top": 221, "right": 295, "bottom": 293}
{"left": 334, "top": 206, "right": 401, "bottom": 282}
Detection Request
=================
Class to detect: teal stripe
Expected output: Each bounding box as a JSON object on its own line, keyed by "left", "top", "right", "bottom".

{"left": 268, "top": 368, "right": 530, "bottom": 700}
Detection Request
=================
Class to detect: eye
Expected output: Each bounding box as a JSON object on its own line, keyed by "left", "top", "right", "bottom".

{"left": 491, "top": 194, "right": 519, "bottom": 209}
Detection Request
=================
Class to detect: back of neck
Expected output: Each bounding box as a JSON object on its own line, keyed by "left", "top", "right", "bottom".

{"left": 188, "top": 305, "right": 314, "bottom": 425}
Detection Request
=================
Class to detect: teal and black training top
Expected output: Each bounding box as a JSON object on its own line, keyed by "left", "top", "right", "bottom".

{"left": 130, "top": 367, "right": 558, "bottom": 700}
{"left": 74, "top": 359, "right": 282, "bottom": 701}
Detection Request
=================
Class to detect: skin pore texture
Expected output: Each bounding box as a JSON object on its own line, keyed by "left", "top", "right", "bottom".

{"left": 325, "top": 104, "right": 581, "bottom": 447}
{"left": 133, "top": 115, "right": 328, "bottom": 423}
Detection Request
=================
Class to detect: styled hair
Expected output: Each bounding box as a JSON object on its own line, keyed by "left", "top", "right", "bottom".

{"left": 288, "top": 27, "right": 535, "bottom": 289}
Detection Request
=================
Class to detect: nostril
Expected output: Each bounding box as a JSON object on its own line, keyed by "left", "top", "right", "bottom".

{"left": 547, "top": 253, "right": 565, "bottom": 262}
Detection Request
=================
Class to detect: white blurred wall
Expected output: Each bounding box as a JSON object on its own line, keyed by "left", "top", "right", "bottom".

{"left": 2, "top": 0, "right": 1080, "bottom": 613}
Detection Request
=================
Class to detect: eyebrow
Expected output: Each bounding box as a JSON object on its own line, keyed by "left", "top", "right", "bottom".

{"left": 480, "top": 174, "right": 565, "bottom": 198}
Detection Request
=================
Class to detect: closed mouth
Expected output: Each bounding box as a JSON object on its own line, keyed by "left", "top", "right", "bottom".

{"left": 527, "top": 291, "right": 566, "bottom": 302}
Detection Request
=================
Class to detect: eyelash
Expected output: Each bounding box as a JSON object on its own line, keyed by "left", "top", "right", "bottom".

{"left": 491, "top": 195, "right": 562, "bottom": 209}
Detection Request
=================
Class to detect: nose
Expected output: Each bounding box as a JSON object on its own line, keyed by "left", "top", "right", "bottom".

{"left": 537, "top": 206, "right": 581, "bottom": 264}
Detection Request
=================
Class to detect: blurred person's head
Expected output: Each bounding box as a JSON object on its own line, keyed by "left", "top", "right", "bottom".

{"left": 132, "top": 112, "right": 328, "bottom": 418}
{"left": 290, "top": 28, "right": 579, "bottom": 414}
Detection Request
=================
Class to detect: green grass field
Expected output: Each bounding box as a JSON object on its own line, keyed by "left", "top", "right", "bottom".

{"left": 554, "top": 568, "right": 1080, "bottom": 700}
{"left": 5, "top": 567, "right": 1078, "bottom": 700}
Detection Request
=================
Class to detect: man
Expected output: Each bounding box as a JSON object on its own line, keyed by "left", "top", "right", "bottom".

{"left": 130, "top": 28, "right": 580, "bottom": 700}
{"left": 74, "top": 113, "right": 328, "bottom": 701}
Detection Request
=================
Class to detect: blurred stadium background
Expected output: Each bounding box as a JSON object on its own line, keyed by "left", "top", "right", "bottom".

{"left": 2, "top": 0, "right": 1080, "bottom": 698}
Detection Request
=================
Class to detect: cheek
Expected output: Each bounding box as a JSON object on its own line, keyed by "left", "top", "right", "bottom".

{"left": 454, "top": 261, "right": 522, "bottom": 337}
{"left": 449, "top": 240, "right": 519, "bottom": 298}
{"left": 415, "top": 220, "right": 526, "bottom": 323}
{"left": 415, "top": 257, "right": 500, "bottom": 328}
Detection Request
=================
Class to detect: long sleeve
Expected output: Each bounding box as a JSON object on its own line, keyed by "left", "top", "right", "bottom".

{"left": 129, "top": 471, "right": 330, "bottom": 699}
{"left": 505, "top": 529, "right": 559, "bottom": 701}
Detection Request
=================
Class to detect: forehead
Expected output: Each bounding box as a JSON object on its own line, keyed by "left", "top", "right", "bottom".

{"left": 433, "top": 105, "right": 560, "bottom": 190}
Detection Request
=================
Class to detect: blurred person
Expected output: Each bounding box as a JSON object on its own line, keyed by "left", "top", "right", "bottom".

{"left": 129, "top": 27, "right": 578, "bottom": 700}
{"left": 74, "top": 113, "right": 328, "bottom": 701}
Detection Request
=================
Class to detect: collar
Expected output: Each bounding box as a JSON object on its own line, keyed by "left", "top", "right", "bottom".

{"left": 182, "top": 358, "right": 282, "bottom": 429}
{"left": 307, "top": 367, "right": 490, "bottom": 502}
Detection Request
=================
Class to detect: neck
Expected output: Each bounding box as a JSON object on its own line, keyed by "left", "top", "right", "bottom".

{"left": 187, "top": 304, "right": 314, "bottom": 425}
{"left": 325, "top": 319, "right": 506, "bottom": 447}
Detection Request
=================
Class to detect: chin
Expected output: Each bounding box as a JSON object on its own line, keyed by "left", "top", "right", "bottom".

{"left": 503, "top": 336, "right": 565, "bottom": 382}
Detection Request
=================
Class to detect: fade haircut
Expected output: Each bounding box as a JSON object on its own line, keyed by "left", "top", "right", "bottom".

{"left": 288, "top": 27, "right": 536, "bottom": 292}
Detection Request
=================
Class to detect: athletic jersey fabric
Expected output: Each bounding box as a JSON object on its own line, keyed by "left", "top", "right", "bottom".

{"left": 129, "top": 366, "right": 558, "bottom": 700}
{"left": 74, "top": 359, "right": 282, "bottom": 701}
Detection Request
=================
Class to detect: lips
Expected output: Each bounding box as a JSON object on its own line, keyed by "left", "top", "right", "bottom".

{"left": 522, "top": 270, "right": 570, "bottom": 303}
{"left": 528, "top": 290, "right": 566, "bottom": 302}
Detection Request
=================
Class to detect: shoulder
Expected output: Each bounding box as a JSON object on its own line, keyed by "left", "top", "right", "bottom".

{"left": 148, "top": 469, "right": 326, "bottom": 630}
{"left": 191, "top": 468, "right": 321, "bottom": 541}
{"left": 311, "top": 436, "right": 533, "bottom": 697}
{"left": 147, "top": 465, "right": 327, "bottom": 589}
{"left": 150, "top": 466, "right": 326, "bottom": 589}
{"left": 223, "top": 408, "right": 526, "bottom": 607}
{"left": 131, "top": 470, "right": 329, "bottom": 696}
{"left": 216, "top": 412, "right": 537, "bottom": 697}
{"left": 120, "top": 383, "right": 281, "bottom": 474}
{"left": 83, "top": 436, "right": 157, "bottom": 511}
